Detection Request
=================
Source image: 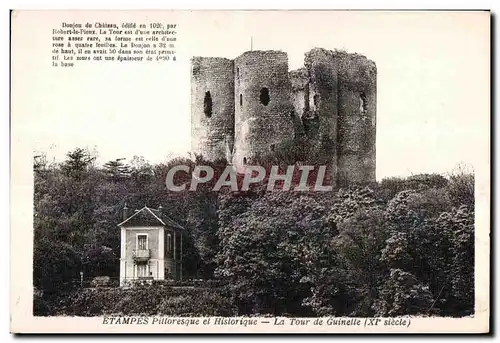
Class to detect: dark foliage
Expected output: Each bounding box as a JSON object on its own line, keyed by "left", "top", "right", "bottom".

{"left": 36, "top": 285, "right": 235, "bottom": 317}
{"left": 34, "top": 148, "right": 475, "bottom": 317}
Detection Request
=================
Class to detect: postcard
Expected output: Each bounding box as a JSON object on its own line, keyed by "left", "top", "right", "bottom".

{"left": 10, "top": 10, "right": 490, "bottom": 333}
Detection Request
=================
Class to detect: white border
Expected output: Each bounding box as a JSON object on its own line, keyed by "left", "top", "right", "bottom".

{"left": 4, "top": 1, "right": 497, "bottom": 341}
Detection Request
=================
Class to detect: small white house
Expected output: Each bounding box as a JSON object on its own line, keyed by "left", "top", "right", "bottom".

{"left": 118, "top": 204, "right": 185, "bottom": 286}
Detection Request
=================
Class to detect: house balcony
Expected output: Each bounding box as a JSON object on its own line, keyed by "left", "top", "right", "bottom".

{"left": 133, "top": 249, "right": 151, "bottom": 262}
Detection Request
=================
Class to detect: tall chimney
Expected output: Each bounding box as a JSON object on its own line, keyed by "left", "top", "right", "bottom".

{"left": 122, "top": 202, "right": 129, "bottom": 221}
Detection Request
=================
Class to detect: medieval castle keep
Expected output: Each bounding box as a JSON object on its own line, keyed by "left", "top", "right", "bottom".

{"left": 190, "top": 48, "right": 377, "bottom": 186}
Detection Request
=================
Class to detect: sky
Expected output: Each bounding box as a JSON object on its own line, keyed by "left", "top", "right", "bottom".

{"left": 12, "top": 10, "right": 490, "bottom": 180}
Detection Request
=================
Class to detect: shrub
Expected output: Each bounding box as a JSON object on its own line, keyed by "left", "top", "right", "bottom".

{"left": 376, "top": 174, "right": 449, "bottom": 203}
{"left": 38, "top": 285, "right": 235, "bottom": 317}
{"left": 372, "top": 269, "right": 434, "bottom": 317}
{"left": 447, "top": 164, "right": 474, "bottom": 209}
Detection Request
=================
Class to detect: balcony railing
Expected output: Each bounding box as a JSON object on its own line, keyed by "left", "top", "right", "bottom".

{"left": 133, "top": 249, "right": 151, "bottom": 262}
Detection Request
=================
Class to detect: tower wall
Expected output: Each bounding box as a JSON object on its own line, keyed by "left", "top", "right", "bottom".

{"left": 304, "top": 49, "right": 340, "bottom": 185}
{"left": 289, "top": 68, "right": 309, "bottom": 118}
{"left": 191, "top": 57, "right": 235, "bottom": 161}
{"left": 336, "top": 53, "right": 377, "bottom": 185}
{"left": 233, "top": 51, "right": 295, "bottom": 167}
{"left": 289, "top": 68, "right": 309, "bottom": 139}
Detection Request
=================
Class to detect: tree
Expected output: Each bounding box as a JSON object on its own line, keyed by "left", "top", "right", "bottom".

{"left": 186, "top": 191, "right": 219, "bottom": 279}
{"left": 330, "top": 209, "right": 390, "bottom": 316}
{"left": 33, "top": 237, "right": 80, "bottom": 292}
{"left": 376, "top": 173, "right": 449, "bottom": 203}
{"left": 302, "top": 188, "right": 388, "bottom": 316}
{"left": 216, "top": 192, "right": 333, "bottom": 315}
{"left": 61, "top": 148, "right": 96, "bottom": 180}
{"left": 447, "top": 164, "right": 475, "bottom": 209}
{"left": 383, "top": 189, "right": 474, "bottom": 316}
{"left": 434, "top": 206, "right": 475, "bottom": 316}
{"left": 373, "top": 269, "right": 434, "bottom": 317}
{"left": 103, "top": 158, "right": 131, "bottom": 182}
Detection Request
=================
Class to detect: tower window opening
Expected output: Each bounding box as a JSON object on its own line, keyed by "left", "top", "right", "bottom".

{"left": 243, "top": 157, "right": 247, "bottom": 164}
{"left": 360, "top": 92, "right": 367, "bottom": 114}
{"left": 204, "top": 91, "right": 213, "bottom": 118}
{"left": 260, "top": 87, "right": 270, "bottom": 106}
{"left": 313, "top": 94, "right": 320, "bottom": 108}
{"left": 304, "top": 87, "right": 310, "bottom": 112}
{"left": 240, "top": 94, "right": 243, "bottom": 106}
{"left": 237, "top": 67, "right": 240, "bottom": 79}
{"left": 192, "top": 65, "right": 200, "bottom": 76}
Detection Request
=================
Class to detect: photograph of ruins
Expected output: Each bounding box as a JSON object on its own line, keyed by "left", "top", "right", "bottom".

{"left": 25, "top": 8, "right": 486, "bottom": 324}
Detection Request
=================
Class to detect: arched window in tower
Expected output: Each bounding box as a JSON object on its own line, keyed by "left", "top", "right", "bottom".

{"left": 243, "top": 157, "right": 247, "bottom": 165}
{"left": 237, "top": 67, "right": 240, "bottom": 79}
{"left": 313, "top": 94, "right": 320, "bottom": 109}
{"left": 204, "top": 91, "right": 213, "bottom": 118}
{"left": 192, "top": 65, "right": 200, "bottom": 76}
{"left": 260, "top": 87, "right": 270, "bottom": 106}
{"left": 359, "top": 92, "right": 367, "bottom": 114}
{"left": 240, "top": 94, "right": 243, "bottom": 107}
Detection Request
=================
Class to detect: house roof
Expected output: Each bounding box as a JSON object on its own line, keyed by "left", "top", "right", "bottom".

{"left": 117, "top": 206, "right": 185, "bottom": 230}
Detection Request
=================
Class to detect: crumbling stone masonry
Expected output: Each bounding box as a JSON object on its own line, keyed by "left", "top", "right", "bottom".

{"left": 190, "top": 48, "right": 377, "bottom": 186}
{"left": 191, "top": 57, "right": 235, "bottom": 162}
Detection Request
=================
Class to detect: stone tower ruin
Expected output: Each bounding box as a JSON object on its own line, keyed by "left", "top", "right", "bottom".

{"left": 191, "top": 57, "right": 235, "bottom": 161}
{"left": 233, "top": 51, "right": 296, "bottom": 167}
{"left": 190, "top": 48, "right": 377, "bottom": 186}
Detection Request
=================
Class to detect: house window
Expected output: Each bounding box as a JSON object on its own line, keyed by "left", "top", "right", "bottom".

{"left": 137, "top": 264, "right": 147, "bottom": 278}
{"left": 137, "top": 234, "right": 147, "bottom": 250}
{"left": 167, "top": 233, "right": 172, "bottom": 253}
